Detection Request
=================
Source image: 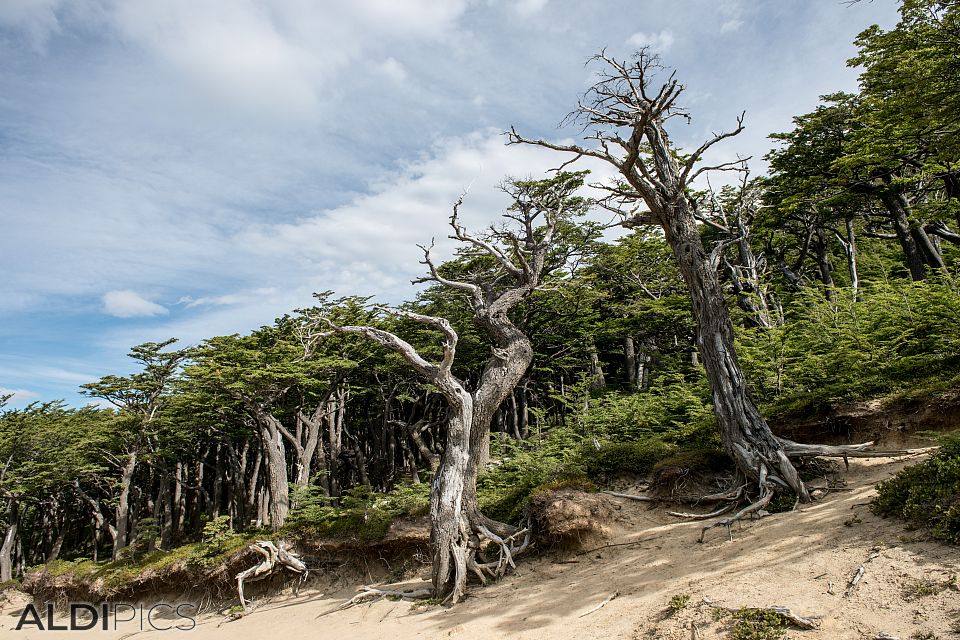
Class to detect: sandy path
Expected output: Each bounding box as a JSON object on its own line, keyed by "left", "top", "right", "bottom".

{"left": 8, "top": 457, "right": 958, "bottom": 639}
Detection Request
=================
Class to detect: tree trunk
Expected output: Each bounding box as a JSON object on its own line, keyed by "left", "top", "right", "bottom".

{"left": 256, "top": 413, "right": 289, "bottom": 531}
{"left": 844, "top": 218, "right": 860, "bottom": 300}
{"left": 624, "top": 336, "right": 638, "bottom": 390}
{"left": 587, "top": 339, "right": 607, "bottom": 391}
{"left": 429, "top": 387, "right": 472, "bottom": 602}
{"left": 112, "top": 449, "right": 138, "bottom": 561}
{"left": 813, "top": 228, "right": 835, "bottom": 300}
{"left": 658, "top": 194, "right": 808, "bottom": 500}
{"left": 1, "top": 499, "right": 19, "bottom": 582}
{"left": 881, "top": 191, "right": 927, "bottom": 281}
{"left": 462, "top": 316, "right": 534, "bottom": 534}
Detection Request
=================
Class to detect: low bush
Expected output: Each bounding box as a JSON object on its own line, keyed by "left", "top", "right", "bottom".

{"left": 872, "top": 431, "right": 960, "bottom": 544}
{"left": 581, "top": 438, "right": 676, "bottom": 480}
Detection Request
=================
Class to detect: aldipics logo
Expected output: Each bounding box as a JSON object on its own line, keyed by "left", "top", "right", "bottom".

{"left": 15, "top": 602, "right": 197, "bottom": 632}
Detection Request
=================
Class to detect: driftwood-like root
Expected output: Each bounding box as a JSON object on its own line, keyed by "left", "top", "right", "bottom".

{"left": 679, "top": 442, "right": 936, "bottom": 541}
{"left": 698, "top": 466, "right": 775, "bottom": 543}
{"left": 703, "top": 597, "right": 819, "bottom": 630}
{"left": 667, "top": 502, "right": 736, "bottom": 520}
{"left": 235, "top": 540, "right": 307, "bottom": 609}
{"left": 466, "top": 518, "right": 532, "bottom": 584}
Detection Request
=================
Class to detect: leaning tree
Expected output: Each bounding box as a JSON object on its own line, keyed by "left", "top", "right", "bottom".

{"left": 509, "top": 51, "right": 875, "bottom": 531}
{"left": 305, "top": 172, "right": 588, "bottom": 602}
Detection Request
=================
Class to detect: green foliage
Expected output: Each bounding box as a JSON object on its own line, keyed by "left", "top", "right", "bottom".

{"left": 667, "top": 593, "right": 690, "bottom": 616}
{"left": 478, "top": 432, "right": 583, "bottom": 524}
{"left": 286, "top": 483, "right": 430, "bottom": 541}
{"left": 872, "top": 431, "right": 960, "bottom": 544}
{"left": 581, "top": 439, "right": 676, "bottom": 480}
{"left": 738, "top": 280, "right": 960, "bottom": 416}
{"left": 729, "top": 608, "right": 790, "bottom": 640}
{"left": 201, "top": 516, "right": 234, "bottom": 551}
{"left": 580, "top": 377, "right": 713, "bottom": 443}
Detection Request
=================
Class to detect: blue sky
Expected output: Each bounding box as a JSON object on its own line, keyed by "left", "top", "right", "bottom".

{"left": 0, "top": 0, "right": 898, "bottom": 407}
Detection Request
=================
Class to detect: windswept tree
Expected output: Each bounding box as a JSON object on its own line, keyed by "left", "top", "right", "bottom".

{"left": 306, "top": 172, "right": 589, "bottom": 602}
{"left": 509, "top": 51, "right": 870, "bottom": 527}
{"left": 81, "top": 339, "right": 187, "bottom": 559}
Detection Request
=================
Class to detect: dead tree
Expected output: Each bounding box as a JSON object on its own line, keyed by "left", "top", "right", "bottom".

{"left": 306, "top": 174, "right": 578, "bottom": 601}
{"left": 309, "top": 309, "right": 476, "bottom": 602}
{"left": 431, "top": 175, "right": 586, "bottom": 540}
{"left": 508, "top": 50, "right": 872, "bottom": 525}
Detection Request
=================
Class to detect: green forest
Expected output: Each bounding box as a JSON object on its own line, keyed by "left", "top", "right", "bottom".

{"left": 2, "top": 0, "right": 959, "bottom": 615}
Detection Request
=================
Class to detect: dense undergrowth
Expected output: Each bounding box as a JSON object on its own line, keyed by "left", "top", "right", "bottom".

{"left": 873, "top": 431, "right": 960, "bottom": 544}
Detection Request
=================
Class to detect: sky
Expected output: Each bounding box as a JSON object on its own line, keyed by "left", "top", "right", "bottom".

{"left": 0, "top": 0, "right": 899, "bottom": 407}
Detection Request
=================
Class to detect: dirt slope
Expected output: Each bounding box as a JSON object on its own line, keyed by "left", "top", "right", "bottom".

{"left": 8, "top": 457, "right": 958, "bottom": 640}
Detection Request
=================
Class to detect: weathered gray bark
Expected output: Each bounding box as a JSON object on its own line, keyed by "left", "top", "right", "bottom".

{"left": 0, "top": 499, "right": 18, "bottom": 582}
{"left": 835, "top": 218, "right": 860, "bottom": 300}
{"left": 624, "top": 336, "right": 638, "bottom": 389}
{"left": 112, "top": 449, "right": 138, "bottom": 560}
{"left": 316, "top": 313, "right": 474, "bottom": 602}
{"left": 509, "top": 51, "right": 811, "bottom": 501}
{"left": 256, "top": 412, "right": 289, "bottom": 531}
{"left": 880, "top": 190, "right": 927, "bottom": 281}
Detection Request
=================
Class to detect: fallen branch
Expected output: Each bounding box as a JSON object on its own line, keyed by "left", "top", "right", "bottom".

{"left": 601, "top": 490, "right": 658, "bottom": 502}
{"left": 578, "top": 591, "right": 619, "bottom": 617}
{"left": 315, "top": 584, "right": 433, "bottom": 618}
{"left": 844, "top": 550, "right": 880, "bottom": 597}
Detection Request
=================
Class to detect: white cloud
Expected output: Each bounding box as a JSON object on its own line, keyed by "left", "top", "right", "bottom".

{"left": 720, "top": 19, "right": 743, "bottom": 33}
{"left": 514, "top": 0, "right": 549, "bottom": 17}
{"left": 626, "top": 29, "right": 675, "bottom": 53}
{"left": 102, "top": 290, "right": 168, "bottom": 318}
{"left": 102, "top": 129, "right": 619, "bottom": 349}
{"left": 102, "top": 0, "right": 468, "bottom": 117}
{"left": 378, "top": 57, "right": 408, "bottom": 84}
{"left": 0, "top": 387, "right": 39, "bottom": 405}
{"left": 179, "top": 288, "right": 278, "bottom": 308}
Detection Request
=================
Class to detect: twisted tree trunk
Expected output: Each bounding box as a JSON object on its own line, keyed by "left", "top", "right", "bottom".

{"left": 662, "top": 195, "right": 807, "bottom": 499}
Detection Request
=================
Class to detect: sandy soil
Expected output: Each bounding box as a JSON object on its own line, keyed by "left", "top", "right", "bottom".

{"left": 6, "top": 457, "right": 958, "bottom": 640}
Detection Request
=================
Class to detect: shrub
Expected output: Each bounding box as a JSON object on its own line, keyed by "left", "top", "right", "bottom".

{"left": 285, "top": 482, "right": 430, "bottom": 541}
{"left": 729, "top": 608, "right": 790, "bottom": 640}
{"left": 872, "top": 431, "right": 960, "bottom": 544}
{"left": 581, "top": 439, "right": 676, "bottom": 480}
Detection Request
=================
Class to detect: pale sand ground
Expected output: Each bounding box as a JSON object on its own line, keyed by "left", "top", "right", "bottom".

{"left": 5, "top": 457, "right": 958, "bottom": 639}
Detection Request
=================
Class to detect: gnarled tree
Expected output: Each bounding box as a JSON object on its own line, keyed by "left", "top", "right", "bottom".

{"left": 307, "top": 172, "right": 587, "bottom": 602}
{"left": 509, "top": 51, "right": 874, "bottom": 527}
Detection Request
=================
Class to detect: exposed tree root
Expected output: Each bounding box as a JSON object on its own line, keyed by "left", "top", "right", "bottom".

{"left": 578, "top": 591, "right": 619, "bottom": 617}
{"left": 698, "top": 476, "right": 775, "bottom": 543}
{"left": 465, "top": 517, "right": 532, "bottom": 586}
{"left": 235, "top": 541, "right": 308, "bottom": 610}
{"left": 678, "top": 442, "right": 937, "bottom": 541}
{"left": 667, "top": 503, "right": 736, "bottom": 520}
{"left": 601, "top": 490, "right": 659, "bottom": 502}
{"left": 316, "top": 584, "right": 433, "bottom": 618}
